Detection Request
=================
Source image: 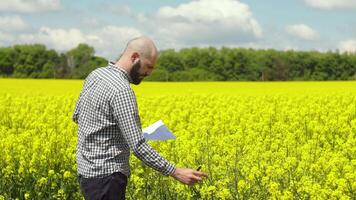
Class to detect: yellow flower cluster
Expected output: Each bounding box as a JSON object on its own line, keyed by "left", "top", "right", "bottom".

{"left": 0, "top": 80, "right": 355, "bottom": 199}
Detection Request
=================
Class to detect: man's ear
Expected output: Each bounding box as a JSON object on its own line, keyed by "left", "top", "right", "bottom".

{"left": 131, "top": 52, "right": 140, "bottom": 63}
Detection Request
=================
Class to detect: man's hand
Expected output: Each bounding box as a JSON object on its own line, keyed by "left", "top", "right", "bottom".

{"left": 170, "top": 168, "right": 208, "bottom": 185}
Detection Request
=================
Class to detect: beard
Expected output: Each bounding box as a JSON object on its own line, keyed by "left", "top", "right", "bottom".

{"left": 130, "top": 60, "right": 144, "bottom": 85}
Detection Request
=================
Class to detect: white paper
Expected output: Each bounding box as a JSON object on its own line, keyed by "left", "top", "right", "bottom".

{"left": 142, "top": 120, "right": 176, "bottom": 141}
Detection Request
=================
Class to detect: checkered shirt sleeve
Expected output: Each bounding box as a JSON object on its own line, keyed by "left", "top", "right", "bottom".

{"left": 111, "top": 88, "right": 176, "bottom": 176}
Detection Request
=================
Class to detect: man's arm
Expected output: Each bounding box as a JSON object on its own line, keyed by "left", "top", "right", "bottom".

{"left": 111, "top": 88, "right": 208, "bottom": 184}
{"left": 111, "top": 88, "right": 175, "bottom": 176}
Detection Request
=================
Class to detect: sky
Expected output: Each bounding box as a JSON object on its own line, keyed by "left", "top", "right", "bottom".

{"left": 1, "top": 0, "right": 356, "bottom": 60}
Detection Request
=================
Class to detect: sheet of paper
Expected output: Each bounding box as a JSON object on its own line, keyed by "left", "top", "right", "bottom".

{"left": 142, "top": 120, "right": 176, "bottom": 141}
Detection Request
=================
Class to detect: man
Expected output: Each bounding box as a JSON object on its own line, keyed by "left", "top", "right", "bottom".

{"left": 72, "top": 36, "right": 208, "bottom": 200}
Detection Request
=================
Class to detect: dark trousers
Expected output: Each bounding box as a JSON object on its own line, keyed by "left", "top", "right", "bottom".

{"left": 78, "top": 172, "right": 128, "bottom": 200}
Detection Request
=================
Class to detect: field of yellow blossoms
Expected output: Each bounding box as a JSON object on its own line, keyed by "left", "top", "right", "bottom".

{"left": 0, "top": 79, "right": 355, "bottom": 199}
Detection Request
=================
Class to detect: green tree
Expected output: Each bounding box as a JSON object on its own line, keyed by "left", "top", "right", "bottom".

{"left": 0, "top": 47, "right": 15, "bottom": 76}
{"left": 170, "top": 68, "right": 221, "bottom": 81}
{"left": 11, "top": 44, "right": 59, "bottom": 78}
{"left": 65, "top": 43, "right": 107, "bottom": 78}
{"left": 145, "top": 68, "right": 169, "bottom": 81}
{"left": 156, "top": 49, "right": 183, "bottom": 72}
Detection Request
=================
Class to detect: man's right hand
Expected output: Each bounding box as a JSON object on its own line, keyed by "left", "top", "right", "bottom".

{"left": 170, "top": 168, "right": 208, "bottom": 185}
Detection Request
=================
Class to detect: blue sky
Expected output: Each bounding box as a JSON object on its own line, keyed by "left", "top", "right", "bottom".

{"left": 1, "top": 0, "right": 356, "bottom": 60}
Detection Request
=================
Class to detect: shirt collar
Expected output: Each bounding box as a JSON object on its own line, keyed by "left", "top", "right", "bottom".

{"left": 108, "top": 61, "right": 133, "bottom": 83}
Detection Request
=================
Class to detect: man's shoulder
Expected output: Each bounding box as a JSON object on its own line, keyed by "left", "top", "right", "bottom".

{"left": 84, "top": 66, "right": 107, "bottom": 81}
{"left": 90, "top": 66, "right": 109, "bottom": 76}
{"left": 92, "top": 67, "right": 132, "bottom": 92}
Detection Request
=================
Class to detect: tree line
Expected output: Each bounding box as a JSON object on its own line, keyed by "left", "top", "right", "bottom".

{"left": 0, "top": 44, "right": 106, "bottom": 79}
{"left": 0, "top": 43, "right": 355, "bottom": 81}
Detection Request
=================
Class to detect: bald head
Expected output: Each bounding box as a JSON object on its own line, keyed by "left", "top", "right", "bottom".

{"left": 115, "top": 36, "right": 158, "bottom": 85}
{"left": 122, "top": 36, "right": 158, "bottom": 60}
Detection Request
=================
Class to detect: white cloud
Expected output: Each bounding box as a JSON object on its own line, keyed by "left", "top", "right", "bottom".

{"left": 138, "top": 0, "right": 262, "bottom": 47}
{"left": 18, "top": 27, "right": 86, "bottom": 51}
{"left": 304, "top": 0, "right": 356, "bottom": 10}
{"left": 0, "top": 0, "right": 61, "bottom": 13}
{"left": 0, "top": 31, "right": 16, "bottom": 46}
{"left": 13, "top": 26, "right": 142, "bottom": 59}
{"left": 285, "top": 24, "right": 318, "bottom": 41}
{"left": 86, "top": 26, "right": 142, "bottom": 58}
{"left": 0, "top": 16, "right": 28, "bottom": 31}
{"left": 338, "top": 39, "right": 356, "bottom": 52}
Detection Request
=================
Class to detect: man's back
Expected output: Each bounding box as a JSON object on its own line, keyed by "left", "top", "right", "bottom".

{"left": 74, "top": 63, "right": 134, "bottom": 178}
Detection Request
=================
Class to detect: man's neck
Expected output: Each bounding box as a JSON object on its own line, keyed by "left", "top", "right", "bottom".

{"left": 115, "top": 60, "right": 130, "bottom": 74}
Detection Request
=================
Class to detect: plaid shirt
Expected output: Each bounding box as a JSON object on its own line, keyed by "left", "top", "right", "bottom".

{"left": 73, "top": 61, "right": 176, "bottom": 178}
